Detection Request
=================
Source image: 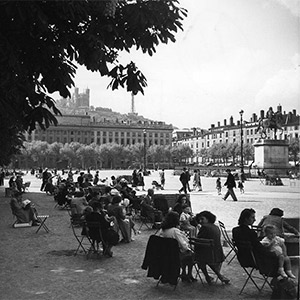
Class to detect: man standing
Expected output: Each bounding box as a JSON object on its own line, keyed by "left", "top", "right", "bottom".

{"left": 223, "top": 169, "right": 238, "bottom": 201}
{"left": 179, "top": 167, "right": 189, "bottom": 194}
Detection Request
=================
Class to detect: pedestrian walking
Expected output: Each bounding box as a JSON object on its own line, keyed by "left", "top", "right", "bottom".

{"left": 192, "top": 169, "right": 202, "bottom": 192}
{"left": 216, "top": 177, "right": 222, "bottom": 195}
{"left": 179, "top": 167, "right": 189, "bottom": 194}
{"left": 222, "top": 169, "right": 238, "bottom": 201}
{"left": 159, "top": 168, "right": 165, "bottom": 190}
{"left": 238, "top": 181, "right": 244, "bottom": 194}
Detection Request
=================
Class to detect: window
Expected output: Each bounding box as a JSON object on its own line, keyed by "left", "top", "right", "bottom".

{"left": 225, "top": 132, "right": 228, "bottom": 137}
{"left": 233, "top": 131, "right": 236, "bottom": 137}
{"left": 295, "top": 126, "right": 299, "bottom": 130}
{"left": 207, "top": 141, "right": 210, "bottom": 147}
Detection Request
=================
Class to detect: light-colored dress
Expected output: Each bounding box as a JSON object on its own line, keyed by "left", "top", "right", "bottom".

{"left": 158, "top": 227, "right": 190, "bottom": 253}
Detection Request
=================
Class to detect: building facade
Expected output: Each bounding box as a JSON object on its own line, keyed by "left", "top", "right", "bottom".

{"left": 173, "top": 105, "right": 299, "bottom": 165}
{"left": 25, "top": 115, "right": 173, "bottom": 147}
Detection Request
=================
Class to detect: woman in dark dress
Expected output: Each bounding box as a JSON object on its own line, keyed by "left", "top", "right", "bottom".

{"left": 195, "top": 211, "right": 230, "bottom": 285}
{"left": 232, "top": 208, "right": 278, "bottom": 274}
{"left": 85, "top": 201, "right": 115, "bottom": 257}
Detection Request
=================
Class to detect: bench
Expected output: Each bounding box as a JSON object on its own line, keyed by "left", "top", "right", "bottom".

{"left": 153, "top": 193, "right": 191, "bottom": 212}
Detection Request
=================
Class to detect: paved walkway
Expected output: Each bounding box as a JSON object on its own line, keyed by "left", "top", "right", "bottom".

{"left": 0, "top": 170, "right": 299, "bottom": 300}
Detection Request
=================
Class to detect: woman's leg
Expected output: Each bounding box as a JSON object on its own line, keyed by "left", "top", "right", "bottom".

{"left": 278, "top": 254, "right": 287, "bottom": 277}
{"left": 284, "top": 256, "right": 296, "bottom": 278}
{"left": 208, "top": 263, "right": 230, "bottom": 284}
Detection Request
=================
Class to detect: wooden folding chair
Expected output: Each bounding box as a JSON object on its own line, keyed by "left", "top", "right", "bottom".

{"left": 84, "top": 220, "right": 110, "bottom": 259}
{"left": 218, "top": 220, "right": 237, "bottom": 264}
{"left": 233, "top": 240, "right": 276, "bottom": 295}
{"left": 189, "top": 237, "right": 215, "bottom": 284}
{"left": 36, "top": 215, "right": 50, "bottom": 233}
{"left": 70, "top": 217, "right": 90, "bottom": 256}
{"left": 141, "top": 235, "right": 181, "bottom": 290}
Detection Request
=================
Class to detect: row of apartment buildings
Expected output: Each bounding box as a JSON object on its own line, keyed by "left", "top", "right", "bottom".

{"left": 173, "top": 105, "right": 299, "bottom": 164}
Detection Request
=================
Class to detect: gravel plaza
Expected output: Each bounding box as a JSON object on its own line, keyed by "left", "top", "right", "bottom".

{"left": 0, "top": 170, "right": 299, "bottom": 300}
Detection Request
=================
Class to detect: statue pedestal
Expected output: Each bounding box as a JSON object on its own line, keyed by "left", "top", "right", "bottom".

{"left": 253, "top": 139, "right": 290, "bottom": 176}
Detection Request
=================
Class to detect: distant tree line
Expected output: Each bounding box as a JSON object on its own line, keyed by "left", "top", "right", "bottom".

{"left": 10, "top": 138, "right": 299, "bottom": 170}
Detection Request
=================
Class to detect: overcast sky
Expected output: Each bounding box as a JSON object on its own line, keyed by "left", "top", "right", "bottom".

{"left": 70, "top": 0, "right": 300, "bottom": 129}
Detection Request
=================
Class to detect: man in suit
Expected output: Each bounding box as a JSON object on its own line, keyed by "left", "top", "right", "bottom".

{"left": 223, "top": 169, "right": 238, "bottom": 201}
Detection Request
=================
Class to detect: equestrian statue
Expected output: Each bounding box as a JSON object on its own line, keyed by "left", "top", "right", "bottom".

{"left": 255, "top": 107, "right": 284, "bottom": 139}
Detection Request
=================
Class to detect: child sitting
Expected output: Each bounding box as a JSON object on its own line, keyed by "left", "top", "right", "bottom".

{"left": 179, "top": 204, "right": 196, "bottom": 238}
{"left": 260, "top": 224, "right": 296, "bottom": 278}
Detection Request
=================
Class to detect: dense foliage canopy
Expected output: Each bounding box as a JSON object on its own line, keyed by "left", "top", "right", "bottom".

{"left": 0, "top": 0, "right": 187, "bottom": 166}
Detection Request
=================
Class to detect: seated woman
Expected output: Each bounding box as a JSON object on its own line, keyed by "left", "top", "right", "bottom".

{"left": 232, "top": 208, "right": 278, "bottom": 275}
{"left": 179, "top": 204, "right": 197, "bottom": 238}
{"left": 257, "top": 207, "right": 299, "bottom": 238}
{"left": 107, "top": 195, "right": 136, "bottom": 243}
{"left": 85, "top": 201, "right": 115, "bottom": 257}
{"left": 195, "top": 211, "right": 230, "bottom": 285}
{"left": 173, "top": 194, "right": 190, "bottom": 215}
{"left": 158, "top": 211, "right": 196, "bottom": 283}
{"left": 70, "top": 191, "right": 89, "bottom": 217}
{"left": 10, "top": 191, "right": 40, "bottom": 226}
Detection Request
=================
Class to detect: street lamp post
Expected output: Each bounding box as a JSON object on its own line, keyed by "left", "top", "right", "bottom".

{"left": 239, "top": 110, "right": 244, "bottom": 178}
{"left": 143, "top": 129, "right": 147, "bottom": 174}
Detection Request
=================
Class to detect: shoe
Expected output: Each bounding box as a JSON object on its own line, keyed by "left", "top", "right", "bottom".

{"left": 32, "top": 222, "right": 39, "bottom": 226}
{"left": 219, "top": 275, "right": 230, "bottom": 284}
{"left": 278, "top": 268, "right": 288, "bottom": 278}
{"left": 286, "top": 271, "right": 296, "bottom": 279}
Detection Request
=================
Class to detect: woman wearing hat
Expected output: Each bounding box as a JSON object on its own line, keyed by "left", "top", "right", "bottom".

{"left": 257, "top": 208, "right": 299, "bottom": 238}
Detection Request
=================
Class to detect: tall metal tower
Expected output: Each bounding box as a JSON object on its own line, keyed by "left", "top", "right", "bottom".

{"left": 131, "top": 92, "right": 136, "bottom": 114}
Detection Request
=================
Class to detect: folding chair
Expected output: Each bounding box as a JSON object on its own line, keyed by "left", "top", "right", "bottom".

{"left": 141, "top": 235, "right": 181, "bottom": 290}
{"left": 84, "top": 220, "right": 109, "bottom": 259}
{"left": 36, "top": 215, "right": 50, "bottom": 233}
{"left": 70, "top": 216, "right": 91, "bottom": 256}
{"left": 233, "top": 239, "right": 277, "bottom": 295}
{"left": 189, "top": 237, "right": 216, "bottom": 284}
{"left": 218, "top": 220, "right": 237, "bottom": 264}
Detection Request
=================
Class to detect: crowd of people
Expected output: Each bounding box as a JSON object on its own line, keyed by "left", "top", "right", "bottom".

{"left": 5, "top": 166, "right": 299, "bottom": 287}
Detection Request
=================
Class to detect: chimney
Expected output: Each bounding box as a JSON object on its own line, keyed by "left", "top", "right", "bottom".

{"left": 230, "top": 116, "right": 234, "bottom": 126}
{"left": 253, "top": 113, "right": 257, "bottom": 122}
{"left": 237, "top": 120, "right": 240, "bottom": 126}
{"left": 293, "top": 109, "right": 296, "bottom": 115}
{"left": 260, "top": 110, "right": 264, "bottom": 119}
{"left": 211, "top": 124, "right": 215, "bottom": 129}
{"left": 217, "top": 121, "right": 220, "bottom": 127}
{"left": 224, "top": 119, "right": 227, "bottom": 126}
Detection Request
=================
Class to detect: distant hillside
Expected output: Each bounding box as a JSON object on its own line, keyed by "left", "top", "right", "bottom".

{"left": 56, "top": 104, "right": 174, "bottom": 127}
